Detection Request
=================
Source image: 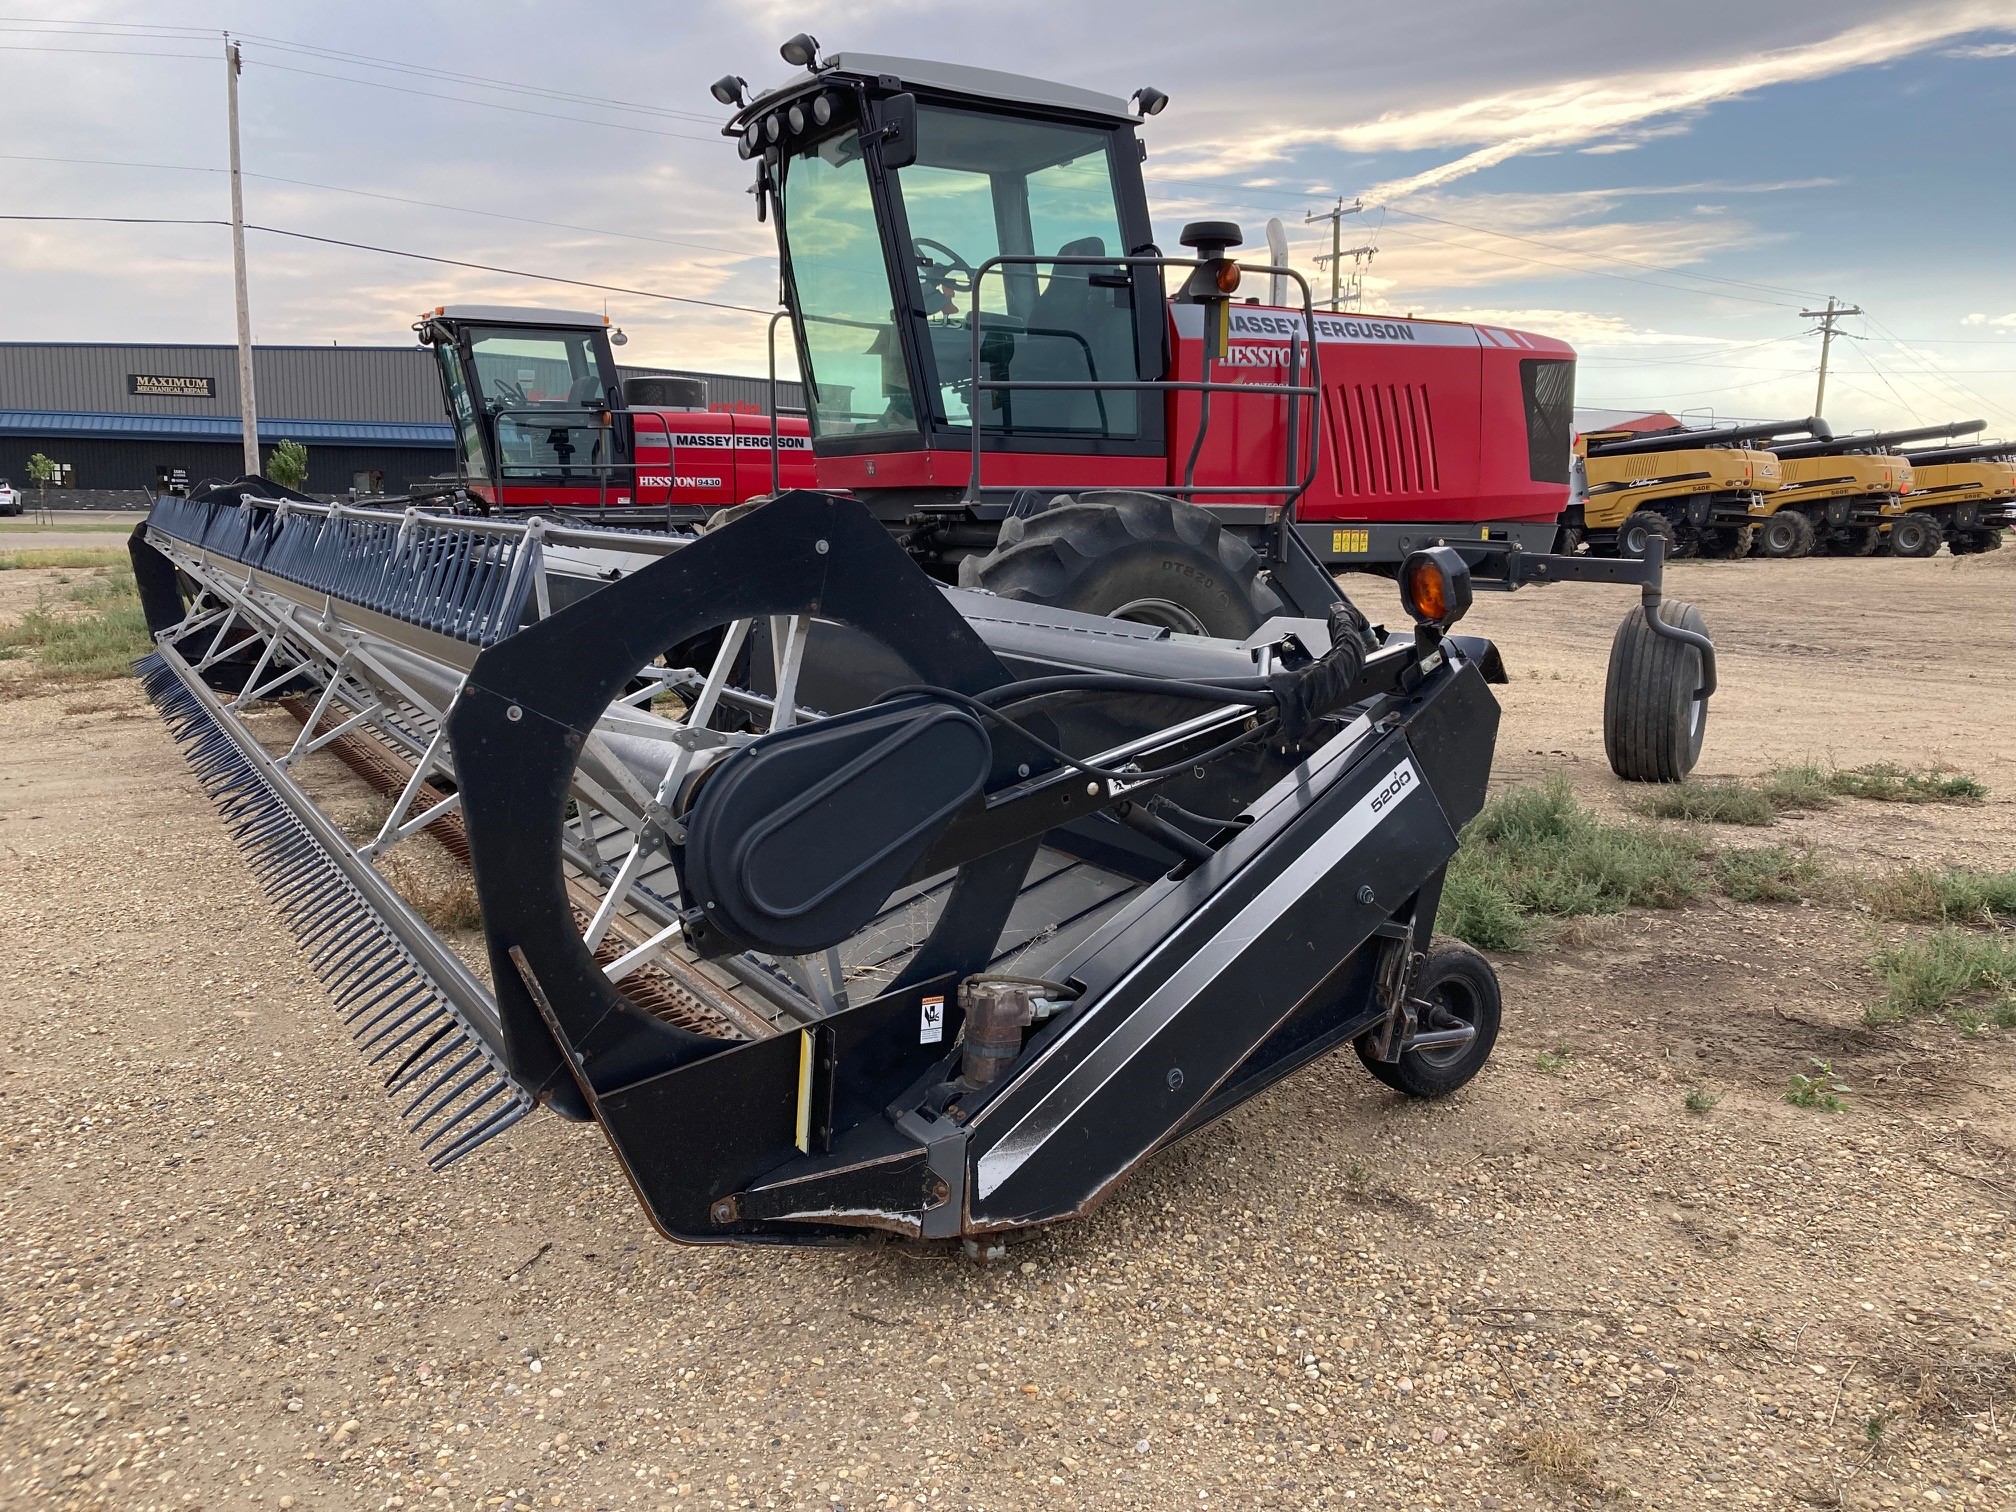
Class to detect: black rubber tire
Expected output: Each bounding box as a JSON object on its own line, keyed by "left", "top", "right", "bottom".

{"left": 1603, "top": 599, "right": 1710, "bottom": 782}
{"left": 1948, "top": 528, "right": 2002, "bottom": 556}
{"left": 1756, "top": 511, "right": 1815, "bottom": 559}
{"left": 1616, "top": 510, "right": 1678, "bottom": 561}
{"left": 1697, "top": 525, "right": 1754, "bottom": 559}
{"left": 1888, "top": 515, "right": 1942, "bottom": 558}
{"left": 956, "top": 492, "right": 1284, "bottom": 637}
{"left": 1355, "top": 942, "right": 1502, "bottom": 1098}
{"left": 1836, "top": 525, "right": 1882, "bottom": 557}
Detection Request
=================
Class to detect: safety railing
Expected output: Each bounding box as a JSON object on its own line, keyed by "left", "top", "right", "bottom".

{"left": 958, "top": 254, "right": 1325, "bottom": 511}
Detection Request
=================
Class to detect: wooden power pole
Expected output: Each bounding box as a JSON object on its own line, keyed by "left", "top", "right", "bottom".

{"left": 225, "top": 35, "right": 261, "bottom": 477}
{"left": 1799, "top": 296, "right": 1862, "bottom": 419}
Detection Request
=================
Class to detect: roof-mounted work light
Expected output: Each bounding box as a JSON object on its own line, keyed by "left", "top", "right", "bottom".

{"left": 1131, "top": 85, "right": 1169, "bottom": 116}
{"left": 710, "top": 74, "right": 748, "bottom": 107}
{"left": 780, "top": 33, "right": 822, "bottom": 69}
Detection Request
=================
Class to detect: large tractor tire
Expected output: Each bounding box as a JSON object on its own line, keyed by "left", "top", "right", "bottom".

{"left": 1355, "top": 941, "right": 1502, "bottom": 1099}
{"left": 1697, "top": 525, "right": 1754, "bottom": 560}
{"left": 1948, "top": 528, "right": 2004, "bottom": 556}
{"left": 1755, "top": 511, "right": 1816, "bottom": 559}
{"left": 956, "top": 492, "right": 1284, "bottom": 637}
{"left": 1887, "top": 515, "right": 1943, "bottom": 558}
{"left": 1603, "top": 600, "right": 1710, "bottom": 782}
{"left": 1616, "top": 510, "right": 1678, "bottom": 562}
{"left": 1826, "top": 525, "right": 1882, "bottom": 557}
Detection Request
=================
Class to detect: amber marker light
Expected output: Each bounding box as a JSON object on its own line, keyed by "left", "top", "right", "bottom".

{"left": 1399, "top": 545, "right": 1473, "bottom": 627}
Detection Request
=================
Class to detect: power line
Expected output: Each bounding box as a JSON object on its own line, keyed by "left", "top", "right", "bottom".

{"left": 249, "top": 59, "right": 723, "bottom": 142}
{"left": 0, "top": 16, "right": 724, "bottom": 124}
{"left": 1372, "top": 222, "right": 1802, "bottom": 309}
{"left": 0, "top": 152, "right": 754, "bottom": 257}
{"left": 0, "top": 214, "right": 777, "bottom": 317}
{"left": 0, "top": 41, "right": 208, "bottom": 58}
{"left": 1381, "top": 206, "right": 1826, "bottom": 305}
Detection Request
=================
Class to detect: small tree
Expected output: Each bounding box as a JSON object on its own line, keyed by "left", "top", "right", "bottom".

{"left": 26, "top": 452, "right": 59, "bottom": 521}
{"left": 266, "top": 439, "right": 310, "bottom": 491}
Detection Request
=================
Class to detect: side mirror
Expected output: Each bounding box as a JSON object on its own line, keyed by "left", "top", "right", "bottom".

{"left": 871, "top": 92, "right": 918, "bottom": 170}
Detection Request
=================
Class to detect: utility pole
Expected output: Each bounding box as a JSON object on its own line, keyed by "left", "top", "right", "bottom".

{"left": 1305, "top": 198, "right": 1369, "bottom": 312}
{"left": 224, "top": 34, "right": 260, "bottom": 476}
{"left": 1799, "top": 296, "right": 1861, "bottom": 419}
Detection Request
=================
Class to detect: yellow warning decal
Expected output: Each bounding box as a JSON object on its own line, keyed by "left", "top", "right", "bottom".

{"left": 1330, "top": 528, "right": 1370, "bottom": 555}
{"left": 794, "top": 1030, "right": 814, "bottom": 1153}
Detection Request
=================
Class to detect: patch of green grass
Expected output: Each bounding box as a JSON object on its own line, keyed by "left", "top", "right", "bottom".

{"left": 1867, "top": 929, "right": 2016, "bottom": 1028}
{"left": 0, "top": 546, "right": 130, "bottom": 570}
{"left": 0, "top": 564, "right": 152, "bottom": 681}
{"left": 0, "top": 520, "right": 135, "bottom": 535}
{"left": 1441, "top": 776, "right": 1705, "bottom": 951}
{"left": 1834, "top": 763, "right": 1985, "bottom": 803}
{"left": 1762, "top": 761, "right": 1987, "bottom": 807}
{"left": 1758, "top": 763, "right": 1837, "bottom": 813}
{"left": 1864, "top": 867, "right": 2016, "bottom": 927}
{"left": 1683, "top": 1087, "right": 1722, "bottom": 1113}
{"left": 1785, "top": 1057, "right": 1849, "bottom": 1112}
{"left": 1534, "top": 1045, "right": 1574, "bottom": 1075}
{"left": 1628, "top": 780, "right": 1778, "bottom": 827}
{"left": 1715, "top": 844, "right": 1823, "bottom": 903}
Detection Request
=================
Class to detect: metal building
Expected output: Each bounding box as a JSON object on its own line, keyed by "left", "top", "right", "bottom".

{"left": 0, "top": 341, "right": 802, "bottom": 503}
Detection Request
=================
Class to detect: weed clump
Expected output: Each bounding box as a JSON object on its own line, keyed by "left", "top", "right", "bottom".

{"left": 1762, "top": 761, "right": 1985, "bottom": 808}
{"left": 1864, "top": 867, "right": 2016, "bottom": 927}
{"left": 1683, "top": 1088, "right": 1721, "bottom": 1113}
{"left": 1441, "top": 776, "right": 1704, "bottom": 951}
{"left": 1785, "top": 1058, "right": 1849, "bottom": 1111}
{"left": 1714, "top": 844, "right": 1822, "bottom": 902}
{"left": 1627, "top": 781, "right": 1776, "bottom": 827}
{"left": 1867, "top": 929, "right": 2016, "bottom": 1028}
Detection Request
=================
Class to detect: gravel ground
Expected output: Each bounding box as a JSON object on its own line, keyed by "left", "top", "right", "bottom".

{"left": 1, "top": 550, "right": 2010, "bottom": 1511}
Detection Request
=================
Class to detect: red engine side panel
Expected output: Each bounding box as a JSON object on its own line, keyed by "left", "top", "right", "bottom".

{"left": 1166, "top": 304, "right": 1572, "bottom": 527}
{"left": 628, "top": 409, "right": 816, "bottom": 508}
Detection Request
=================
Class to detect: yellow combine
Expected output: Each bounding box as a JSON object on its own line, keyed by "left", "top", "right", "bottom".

{"left": 1764, "top": 421, "right": 1985, "bottom": 557}
{"left": 1889, "top": 440, "right": 2016, "bottom": 556}
{"left": 1573, "top": 418, "right": 1824, "bottom": 559}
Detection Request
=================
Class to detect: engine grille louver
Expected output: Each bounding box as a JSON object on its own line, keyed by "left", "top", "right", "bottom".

{"left": 1332, "top": 382, "right": 1441, "bottom": 498}
{"left": 136, "top": 650, "right": 533, "bottom": 1167}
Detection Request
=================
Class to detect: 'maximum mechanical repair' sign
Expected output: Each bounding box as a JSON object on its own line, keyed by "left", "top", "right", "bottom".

{"left": 127, "top": 373, "right": 215, "bottom": 398}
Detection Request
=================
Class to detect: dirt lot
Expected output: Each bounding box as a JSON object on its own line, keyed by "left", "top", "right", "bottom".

{"left": 1, "top": 548, "right": 2011, "bottom": 1511}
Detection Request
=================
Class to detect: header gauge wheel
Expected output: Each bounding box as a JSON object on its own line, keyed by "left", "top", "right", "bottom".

{"left": 1604, "top": 600, "right": 1709, "bottom": 782}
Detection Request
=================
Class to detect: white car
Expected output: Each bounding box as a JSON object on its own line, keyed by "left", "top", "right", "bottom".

{"left": 0, "top": 479, "right": 20, "bottom": 516}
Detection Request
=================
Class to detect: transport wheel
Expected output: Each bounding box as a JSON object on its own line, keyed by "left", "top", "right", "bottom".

{"left": 1948, "top": 528, "right": 2002, "bottom": 555}
{"left": 1888, "top": 515, "right": 1942, "bottom": 558}
{"left": 1557, "top": 526, "right": 1586, "bottom": 555}
{"left": 1696, "top": 525, "right": 1753, "bottom": 559}
{"left": 956, "top": 491, "right": 1285, "bottom": 637}
{"left": 1836, "top": 525, "right": 1882, "bottom": 557}
{"left": 1602, "top": 599, "right": 1709, "bottom": 782}
{"left": 1355, "top": 942, "right": 1502, "bottom": 1098}
{"left": 1756, "top": 512, "right": 1814, "bottom": 559}
{"left": 1616, "top": 510, "right": 1677, "bottom": 561}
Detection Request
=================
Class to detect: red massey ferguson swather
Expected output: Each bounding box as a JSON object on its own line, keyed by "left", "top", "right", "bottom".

{"left": 127, "top": 43, "right": 1716, "bottom": 1253}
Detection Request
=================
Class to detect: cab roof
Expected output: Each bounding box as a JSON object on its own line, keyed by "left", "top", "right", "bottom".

{"left": 429, "top": 305, "right": 607, "bottom": 330}
{"left": 754, "top": 53, "right": 1136, "bottom": 122}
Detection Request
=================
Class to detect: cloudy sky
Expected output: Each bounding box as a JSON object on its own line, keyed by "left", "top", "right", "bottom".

{"left": 4, "top": 1, "right": 2015, "bottom": 431}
